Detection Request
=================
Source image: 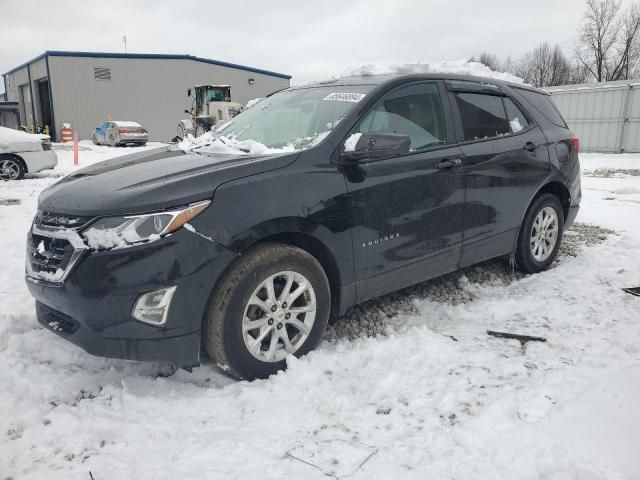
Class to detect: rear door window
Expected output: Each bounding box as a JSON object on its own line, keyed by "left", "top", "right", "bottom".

{"left": 514, "top": 88, "right": 567, "bottom": 128}
{"left": 357, "top": 82, "right": 447, "bottom": 151}
{"left": 455, "top": 93, "right": 510, "bottom": 141}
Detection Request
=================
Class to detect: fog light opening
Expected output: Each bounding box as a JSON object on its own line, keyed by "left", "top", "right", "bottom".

{"left": 133, "top": 286, "right": 177, "bottom": 326}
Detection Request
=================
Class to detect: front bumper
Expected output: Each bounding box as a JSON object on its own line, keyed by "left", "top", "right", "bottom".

{"left": 26, "top": 226, "right": 237, "bottom": 368}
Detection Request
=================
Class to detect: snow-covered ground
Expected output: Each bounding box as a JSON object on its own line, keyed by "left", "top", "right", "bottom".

{"left": 1, "top": 145, "right": 639, "bottom": 479}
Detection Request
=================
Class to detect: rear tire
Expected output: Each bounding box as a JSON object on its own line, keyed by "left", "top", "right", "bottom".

{"left": 109, "top": 135, "right": 117, "bottom": 147}
{"left": 515, "top": 193, "right": 564, "bottom": 273}
{"left": 203, "top": 243, "right": 330, "bottom": 380}
{"left": 0, "top": 156, "right": 26, "bottom": 180}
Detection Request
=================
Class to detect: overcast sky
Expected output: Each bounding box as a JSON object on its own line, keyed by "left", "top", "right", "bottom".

{"left": 1, "top": 0, "right": 634, "bottom": 91}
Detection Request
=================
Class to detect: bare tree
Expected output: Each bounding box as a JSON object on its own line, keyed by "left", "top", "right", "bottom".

{"left": 519, "top": 43, "right": 574, "bottom": 87}
{"left": 576, "top": 0, "right": 640, "bottom": 81}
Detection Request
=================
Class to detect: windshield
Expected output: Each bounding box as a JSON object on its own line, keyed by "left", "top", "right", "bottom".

{"left": 182, "top": 85, "right": 374, "bottom": 155}
{"left": 205, "top": 87, "right": 229, "bottom": 102}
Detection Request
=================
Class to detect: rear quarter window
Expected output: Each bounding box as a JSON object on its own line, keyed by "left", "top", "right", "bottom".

{"left": 514, "top": 88, "right": 567, "bottom": 128}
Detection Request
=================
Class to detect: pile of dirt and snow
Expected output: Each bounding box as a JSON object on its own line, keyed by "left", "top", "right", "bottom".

{"left": 583, "top": 168, "right": 640, "bottom": 178}
{"left": 342, "top": 59, "right": 525, "bottom": 84}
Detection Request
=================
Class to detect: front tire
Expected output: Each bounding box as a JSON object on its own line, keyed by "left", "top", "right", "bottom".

{"left": 515, "top": 193, "right": 564, "bottom": 273}
{"left": 195, "top": 124, "right": 207, "bottom": 137}
{"left": 203, "top": 243, "right": 330, "bottom": 380}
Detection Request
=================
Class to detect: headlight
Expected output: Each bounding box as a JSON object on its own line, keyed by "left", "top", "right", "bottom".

{"left": 82, "top": 200, "right": 210, "bottom": 250}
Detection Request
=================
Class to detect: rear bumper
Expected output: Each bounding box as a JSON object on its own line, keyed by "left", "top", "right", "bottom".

{"left": 117, "top": 134, "right": 148, "bottom": 144}
{"left": 20, "top": 150, "right": 58, "bottom": 173}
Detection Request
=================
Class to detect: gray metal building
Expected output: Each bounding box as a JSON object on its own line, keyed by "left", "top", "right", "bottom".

{"left": 548, "top": 80, "right": 640, "bottom": 153}
{"left": 2, "top": 51, "right": 291, "bottom": 141}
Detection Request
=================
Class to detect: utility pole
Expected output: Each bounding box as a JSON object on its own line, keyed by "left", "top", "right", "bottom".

{"left": 123, "top": 35, "right": 128, "bottom": 53}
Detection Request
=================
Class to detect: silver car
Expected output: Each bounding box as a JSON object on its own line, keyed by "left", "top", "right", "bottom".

{"left": 91, "top": 121, "right": 148, "bottom": 147}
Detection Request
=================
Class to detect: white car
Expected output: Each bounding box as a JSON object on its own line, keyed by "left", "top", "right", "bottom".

{"left": 0, "top": 126, "right": 58, "bottom": 180}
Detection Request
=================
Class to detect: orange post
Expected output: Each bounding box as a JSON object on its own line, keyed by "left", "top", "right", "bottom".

{"left": 73, "top": 131, "right": 79, "bottom": 166}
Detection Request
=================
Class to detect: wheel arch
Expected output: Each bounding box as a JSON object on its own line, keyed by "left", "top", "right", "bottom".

{"left": 511, "top": 179, "right": 571, "bottom": 259}
{"left": 0, "top": 153, "right": 28, "bottom": 173}
{"left": 246, "top": 231, "right": 343, "bottom": 320}
{"left": 532, "top": 181, "right": 571, "bottom": 223}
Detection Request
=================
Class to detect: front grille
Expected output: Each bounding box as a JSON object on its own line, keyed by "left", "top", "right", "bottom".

{"left": 28, "top": 233, "right": 74, "bottom": 278}
{"left": 26, "top": 214, "right": 90, "bottom": 284}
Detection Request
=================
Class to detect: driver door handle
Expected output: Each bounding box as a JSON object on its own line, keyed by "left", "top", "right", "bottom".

{"left": 437, "top": 158, "right": 462, "bottom": 170}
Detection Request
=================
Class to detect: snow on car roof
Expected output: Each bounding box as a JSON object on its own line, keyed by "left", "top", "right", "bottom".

{"left": 112, "top": 121, "right": 142, "bottom": 127}
{"left": 302, "top": 60, "right": 530, "bottom": 89}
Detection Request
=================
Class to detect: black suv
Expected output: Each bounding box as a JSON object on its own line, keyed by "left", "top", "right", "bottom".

{"left": 26, "top": 73, "right": 581, "bottom": 379}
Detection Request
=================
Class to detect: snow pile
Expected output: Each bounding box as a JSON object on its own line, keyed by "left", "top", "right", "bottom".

{"left": 245, "top": 97, "right": 264, "bottom": 109}
{"left": 3, "top": 145, "right": 640, "bottom": 478}
{"left": 178, "top": 132, "right": 296, "bottom": 156}
{"left": 343, "top": 59, "right": 525, "bottom": 84}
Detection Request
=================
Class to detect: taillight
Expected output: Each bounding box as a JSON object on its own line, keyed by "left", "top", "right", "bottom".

{"left": 569, "top": 136, "right": 580, "bottom": 153}
{"left": 41, "top": 141, "right": 51, "bottom": 151}
{"left": 139, "top": 129, "right": 147, "bottom": 134}
{"left": 118, "top": 129, "right": 127, "bottom": 134}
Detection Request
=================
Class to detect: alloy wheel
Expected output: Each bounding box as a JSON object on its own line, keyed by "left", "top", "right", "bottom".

{"left": 0, "top": 160, "right": 20, "bottom": 180}
{"left": 242, "top": 270, "right": 317, "bottom": 362}
{"left": 530, "top": 206, "right": 559, "bottom": 262}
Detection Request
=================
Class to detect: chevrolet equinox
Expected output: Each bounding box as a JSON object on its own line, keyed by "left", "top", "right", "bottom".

{"left": 26, "top": 73, "right": 581, "bottom": 379}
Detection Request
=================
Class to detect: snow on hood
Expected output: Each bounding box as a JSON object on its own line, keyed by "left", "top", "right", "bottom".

{"left": 0, "top": 126, "right": 48, "bottom": 153}
{"left": 178, "top": 132, "right": 297, "bottom": 156}
{"left": 342, "top": 60, "right": 525, "bottom": 84}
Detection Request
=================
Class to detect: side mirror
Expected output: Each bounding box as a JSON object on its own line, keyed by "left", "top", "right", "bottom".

{"left": 341, "top": 132, "right": 410, "bottom": 162}
{"left": 187, "top": 88, "right": 191, "bottom": 97}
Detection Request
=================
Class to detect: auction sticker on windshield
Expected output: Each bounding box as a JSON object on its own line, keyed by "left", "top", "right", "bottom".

{"left": 323, "top": 92, "right": 367, "bottom": 103}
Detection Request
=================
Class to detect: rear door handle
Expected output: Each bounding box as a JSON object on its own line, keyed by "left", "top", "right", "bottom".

{"left": 524, "top": 142, "right": 538, "bottom": 152}
{"left": 437, "top": 158, "right": 462, "bottom": 169}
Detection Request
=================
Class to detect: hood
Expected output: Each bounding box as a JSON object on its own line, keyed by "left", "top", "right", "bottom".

{"left": 38, "top": 146, "right": 298, "bottom": 217}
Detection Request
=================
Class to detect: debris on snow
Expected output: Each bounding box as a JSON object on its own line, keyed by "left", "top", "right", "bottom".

{"left": 286, "top": 440, "right": 378, "bottom": 478}
{"left": 622, "top": 287, "right": 640, "bottom": 297}
{"left": 487, "top": 330, "right": 547, "bottom": 350}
